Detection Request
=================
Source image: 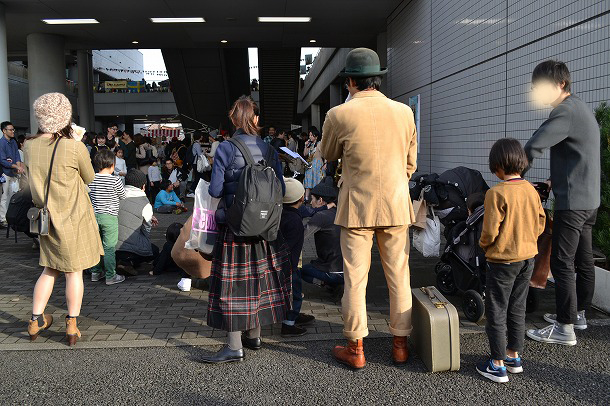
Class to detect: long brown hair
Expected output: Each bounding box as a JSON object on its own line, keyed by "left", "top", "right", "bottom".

{"left": 30, "top": 123, "right": 74, "bottom": 143}
{"left": 229, "top": 95, "right": 261, "bottom": 135}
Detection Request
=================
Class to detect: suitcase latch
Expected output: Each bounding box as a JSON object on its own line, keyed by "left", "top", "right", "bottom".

{"left": 420, "top": 287, "right": 448, "bottom": 308}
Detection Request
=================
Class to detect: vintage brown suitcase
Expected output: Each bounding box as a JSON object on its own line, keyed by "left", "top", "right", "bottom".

{"left": 412, "top": 286, "right": 460, "bottom": 372}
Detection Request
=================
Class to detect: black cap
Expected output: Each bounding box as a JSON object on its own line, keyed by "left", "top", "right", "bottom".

{"left": 311, "top": 177, "right": 338, "bottom": 199}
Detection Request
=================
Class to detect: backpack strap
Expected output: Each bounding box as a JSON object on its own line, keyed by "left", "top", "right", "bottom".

{"left": 228, "top": 137, "right": 256, "bottom": 166}
{"left": 264, "top": 144, "right": 276, "bottom": 169}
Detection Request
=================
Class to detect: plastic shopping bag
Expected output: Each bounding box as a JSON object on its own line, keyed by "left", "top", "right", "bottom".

{"left": 412, "top": 208, "right": 441, "bottom": 257}
{"left": 185, "top": 179, "right": 220, "bottom": 254}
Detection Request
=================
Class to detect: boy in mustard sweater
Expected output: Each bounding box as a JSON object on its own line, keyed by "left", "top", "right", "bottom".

{"left": 476, "top": 138, "right": 546, "bottom": 383}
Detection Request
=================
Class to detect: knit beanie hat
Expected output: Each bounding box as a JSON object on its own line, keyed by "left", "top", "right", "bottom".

{"left": 125, "top": 169, "right": 147, "bottom": 189}
{"left": 311, "top": 177, "right": 338, "bottom": 199}
{"left": 283, "top": 177, "right": 305, "bottom": 204}
{"left": 33, "top": 92, "right": 73, "bottom": 134}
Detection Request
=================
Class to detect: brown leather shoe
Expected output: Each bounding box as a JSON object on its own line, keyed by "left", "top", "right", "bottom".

{"left": 27, "top": 314, "right": 53, "bottom": 341}
{"left": 332, "top": 339, "right": 366, "bottom": 369}
{"left": 65, "top": 317, "right": 81, "bottom": 346}
{"left": 392, "top": 336, "right": 409, "bottom": 364}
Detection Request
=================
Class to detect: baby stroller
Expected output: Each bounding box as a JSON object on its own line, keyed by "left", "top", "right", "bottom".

{"left": 434, "top": 181, "right": 552, "bottom": 322}
{"left": 410, "top": 166, "right": 489, "bottom": 240}
{"left": 435, "top": 205, "right": 487, "bottom": 322}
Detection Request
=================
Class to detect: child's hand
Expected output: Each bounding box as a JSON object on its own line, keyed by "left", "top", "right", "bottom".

{"left": 151, "top": 216, "right": 159, "bottom": 227}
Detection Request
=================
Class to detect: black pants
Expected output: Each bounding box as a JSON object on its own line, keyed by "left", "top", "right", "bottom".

{"left": 485, "top": 259, "right": 534, "bottom": 360}
{"left": 551, "top": 209, "right": 598, "bottom": 324}
{"left": 149, "top": 181, "right": 161, "bottom": 204}
{"left": 190, "top": 170, "right": 203, "bottom": 193}
{"left": 153, "top": 241, "right": 188, "bottom": 278}
{"left": 116, "top": 244, "right": 160, "bottom": 267}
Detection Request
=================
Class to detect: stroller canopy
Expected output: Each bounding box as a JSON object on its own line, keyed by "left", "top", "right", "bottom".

{"left": 438, "top": 166, "right": 489, "bottom": 202}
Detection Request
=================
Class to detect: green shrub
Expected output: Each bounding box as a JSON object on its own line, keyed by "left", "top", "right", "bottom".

{"left": 593, "top": 102, "right": 610, "bottom": 263}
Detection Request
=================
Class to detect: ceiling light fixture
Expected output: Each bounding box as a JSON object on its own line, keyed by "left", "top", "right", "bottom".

{"left": 309, "top": 39, "right": 317, "bottom": 43}
{"left": 132, "top": 40, "right": 139, "bottom": 44}
{"left": 150, "top": 17, "right": 205, "bottom": 23}
{"left": 221, "top": 40, "right": 228, "bottom": 43}
{"left": 258, "top": 17, "right": 311, "bottom": 23}
{"left": 42, "top": 18, "right": 99, "bottom": 25}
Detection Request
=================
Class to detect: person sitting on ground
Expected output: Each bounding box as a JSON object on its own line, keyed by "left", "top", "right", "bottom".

{"left": 154, "top": 179, "right": 186, "bottom": 214}
{"left": 90, "top": 133, "right": 109, "bottom": 163}
{"left": 89, "top": 148, "right": 127, "bottom": 285}
{"left": 301, "top": 177, "right": 344, "bottom": 290}
{"left": 114, "top": 148, "right": 127, "bottom": 184}
{"left": 161, "top": 158, "right": 186, "bottom": 198}
{"left": 151, "top": 222, "right": 193, "bottom": 291}
{"left": 148, "top": 158, "right": 162, "bottom": 203}
{"left": 116, "top": 169, "right": 160, "bottom": 273}
{"left": 476, "top": 138, "right": 546, "bottom": 383}
{"left": 280, "top": 178, "right": 316, "bottom": 338}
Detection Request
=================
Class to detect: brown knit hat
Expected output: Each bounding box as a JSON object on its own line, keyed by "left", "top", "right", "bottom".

{"left": 33, "top": 92, "right": 73, "bottom": 134}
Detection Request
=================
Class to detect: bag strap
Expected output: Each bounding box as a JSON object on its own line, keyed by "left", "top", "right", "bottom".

{"left": 264, "top": 144, "right": 275, "bottom": 169}
{"left": 228, "top": 137, "right": 256, "bottom": 166}
{"left": 44, "top": 137, "right": 62, "bottom": 212}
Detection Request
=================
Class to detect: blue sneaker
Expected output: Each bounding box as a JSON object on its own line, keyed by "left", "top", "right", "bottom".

{"left": 504, "top": 356, "right": 523, "bottom": 374}
{"left": 476, "top": 359, "right": 509, "bottom": 383}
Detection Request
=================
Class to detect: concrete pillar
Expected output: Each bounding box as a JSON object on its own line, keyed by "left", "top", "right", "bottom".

{"left": 330, "top": 83, "right": 342, "bottom": 108}
{"left": 77, "top": 49, "right": 95, "bottom": 130}
{"left": 311, "top": 103, "right": 320, "bottom": 130}
{"left": 27, "top": 33, "right": 66, "bottom": 132}
{"left": 301, "top": 115, "right": 310, "bottom": 133}
{"left": 0, "top": 4, "right": 10, "bottom": 121}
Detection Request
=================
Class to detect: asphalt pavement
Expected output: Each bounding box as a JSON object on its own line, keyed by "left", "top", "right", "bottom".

{"left": 0, "top": 326, "right": 608, "bottom": 405}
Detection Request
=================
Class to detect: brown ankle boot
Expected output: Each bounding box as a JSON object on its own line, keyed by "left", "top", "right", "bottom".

{"left": 392, "top": 336, "right": 409, "bottom": 364}
{"left": 28, "top": 314, "right": 53, "bottom": 341}
{"left": 332, "top": 339, "right": 366, "bottom": 369}
{"left": 65, "top": 317, "right": 81, "bottom": 346}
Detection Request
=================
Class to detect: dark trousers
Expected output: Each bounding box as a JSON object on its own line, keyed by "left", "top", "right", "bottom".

{"left": 149, "top": 181, "right": 161, "bottom": 204}
{"left": 153, "top": 241, "right": 188, "bottom": 278}
{"left": 551, "top": 209, "right": 598, "bottom": 324}
{"left": 485, "top": 259, "right": 534, "bottom": 360}
{"left": 116, "top": 244, "right": 160, "bottom": 267}
{"left": 286, "top": 267, "right": 303, "bottom": 322}
{"left": 301, "top": 263, "right": 344, "bottom": 287}
{"left": 190, "top": 170, "right": 203, "bottom": 193}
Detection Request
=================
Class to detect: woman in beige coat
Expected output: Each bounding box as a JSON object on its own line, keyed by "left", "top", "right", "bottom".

{"left": 24, "top": 93, "right": 103, "bottom": 346}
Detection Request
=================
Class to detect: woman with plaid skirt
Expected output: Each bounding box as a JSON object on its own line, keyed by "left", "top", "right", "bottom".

{"left": 200, "top": 96, "right": 292, "bottom": 364}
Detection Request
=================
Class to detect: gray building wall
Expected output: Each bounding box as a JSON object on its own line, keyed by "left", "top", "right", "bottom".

{"left": 387, "top": 0, "right": 609, "bottom": 184}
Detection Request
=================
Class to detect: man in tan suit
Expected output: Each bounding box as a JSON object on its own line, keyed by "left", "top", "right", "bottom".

{"left": 320, "top": 48, "right": 417, "bottom": 369}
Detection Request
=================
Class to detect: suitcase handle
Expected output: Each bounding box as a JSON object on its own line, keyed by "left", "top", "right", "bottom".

{"left": 420, "top": 287, "right": 448, "bottom": 309}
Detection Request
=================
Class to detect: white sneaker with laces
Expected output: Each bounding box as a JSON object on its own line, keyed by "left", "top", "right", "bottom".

{"left": 186, "top": 193, "right": 196, "bottom": 198}
{"left": 177, "top": 278, "right": 192, "bottom": 292}
{"left": 526, "top": 322, "right": 577, "bottom": 346}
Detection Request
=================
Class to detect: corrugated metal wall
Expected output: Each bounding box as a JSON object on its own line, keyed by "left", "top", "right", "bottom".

{"left": 387, "top": 0, "right": 610, "bottom": 184}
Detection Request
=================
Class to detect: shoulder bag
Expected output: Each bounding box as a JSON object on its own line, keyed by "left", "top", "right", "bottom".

{"left": 27, "top": 137, "right": 61, "bottom": 236}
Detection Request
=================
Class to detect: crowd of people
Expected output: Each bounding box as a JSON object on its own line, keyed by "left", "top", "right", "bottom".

{"left": 2, "top": 48, "right": 601, "bottom": 383}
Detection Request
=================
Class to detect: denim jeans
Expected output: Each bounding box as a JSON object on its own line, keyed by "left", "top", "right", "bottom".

{"left": 286, "top": 267, "right": 303, "bottom": 322}
{"left": 301, "top": 263, "right": 344, "bottom": 287}
{"left": 551, "top": 209, "right": 598, "bottom": 324}
{"left": 485, "top": 259, "right": 534, "bottom": 361}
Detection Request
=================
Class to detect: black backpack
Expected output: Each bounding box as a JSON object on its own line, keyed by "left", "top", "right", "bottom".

{"left": 6, "top": 188, "right": 35, "bottom": 242}
{"left": 226, "top": 138, "right": 283, "bottom": 241}
{"left": 185, "top": 143, "right": 196, "bottom": 167}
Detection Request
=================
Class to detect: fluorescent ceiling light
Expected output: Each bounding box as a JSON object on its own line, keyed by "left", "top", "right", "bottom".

{"left": 258, "top": 17, "right": 311, "bottom": 23}
{"left": 42, "top": 18, "right": 99, "bottom": 25}
{"left": 150, "top": 17, "right": 205, "bottom": 23}
{"left": 132, "top": 41, "right": 139, "bottom": 44}
{"left": 309, "top": 39, "right": 317, "bottom": 43}
{"left": 221, "top": 40, "right": 228, "bottom": 43}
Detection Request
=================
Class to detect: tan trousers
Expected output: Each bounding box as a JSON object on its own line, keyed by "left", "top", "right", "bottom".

{"left": 340, "top": 225, "right": 412, "bottom": 340}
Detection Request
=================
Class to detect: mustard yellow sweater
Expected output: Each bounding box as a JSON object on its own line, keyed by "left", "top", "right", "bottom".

{"left": 479, "top": 180, "right": 546, "bottom": 263}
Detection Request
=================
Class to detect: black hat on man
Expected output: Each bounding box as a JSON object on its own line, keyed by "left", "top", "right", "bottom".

{"left": 339, "top": 47, "right": 388, "bottom": 77}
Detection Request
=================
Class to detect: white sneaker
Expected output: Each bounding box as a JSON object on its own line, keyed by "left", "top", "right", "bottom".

{"left": 186, "top": 193, "right": 195, "bottom": 198}
{"left": 177, "top": 278, "right": 192, "bottom": 292}
{"left": 543, "top": 311, "right": 587, "bottom": 330}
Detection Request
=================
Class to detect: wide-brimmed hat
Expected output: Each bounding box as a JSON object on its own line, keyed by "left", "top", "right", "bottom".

{"left": 311, "top": 177, "right": 338, "bottom": 199}
{"left": 283, "top": 177, "right": 305, "bottom": 204}
{"left": 339, "top": 48, "right": 387, "bottom": 78}
{"left": 33, "top": 92, "right": 73, "bottom": 134}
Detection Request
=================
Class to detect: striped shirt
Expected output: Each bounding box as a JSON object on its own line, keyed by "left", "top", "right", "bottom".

{"left": 88, "top": 173, "right": 127, "bottom": 216}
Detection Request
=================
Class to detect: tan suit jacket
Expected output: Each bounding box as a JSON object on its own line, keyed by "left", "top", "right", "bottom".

{"left": 320, "top": 90, "right": 417, "bottom": 228}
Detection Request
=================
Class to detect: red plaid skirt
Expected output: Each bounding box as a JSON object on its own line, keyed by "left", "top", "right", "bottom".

{"left": 206, "top": 226, "right": 293, "bottom": 332}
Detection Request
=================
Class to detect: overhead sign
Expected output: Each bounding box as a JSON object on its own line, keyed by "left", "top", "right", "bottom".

{"left": 104, "top": 80, "right": 127, "bottom": 89}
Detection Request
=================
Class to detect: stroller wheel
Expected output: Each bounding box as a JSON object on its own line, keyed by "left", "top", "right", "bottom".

{"left": 436, "top": 266, "right": 457, "bottom": 296}
{"left": 526, "top": 287, "right": 541, "bottom": 313}
{"left": 462, "top": 290, "right": 485, "bottom": 323}
{"left": 434, "top": 261, "right": 444, "bottom": 273}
